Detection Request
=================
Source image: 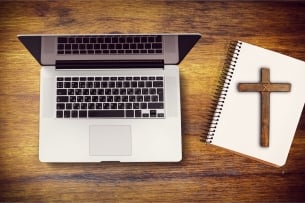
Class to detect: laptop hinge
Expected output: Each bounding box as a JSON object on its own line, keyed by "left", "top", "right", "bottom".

{"left": 55, "top": 60, "right": 164, "bottom": 69}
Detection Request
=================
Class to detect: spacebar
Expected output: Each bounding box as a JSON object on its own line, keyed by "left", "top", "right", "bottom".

{"left": 88, "top": 110, "right": 125, "bottom": 117}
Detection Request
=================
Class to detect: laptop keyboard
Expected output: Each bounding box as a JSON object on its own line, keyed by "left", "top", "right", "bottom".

{"left": 57, "top": 35, "right": 163, "bottom": 55}
{"left": 56, "top": 76, "right": 165, "bottom": 118}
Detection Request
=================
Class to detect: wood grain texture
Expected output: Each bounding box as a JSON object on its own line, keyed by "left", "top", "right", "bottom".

{"left": 1, "top": 1, "right": 305, "bottom": 202}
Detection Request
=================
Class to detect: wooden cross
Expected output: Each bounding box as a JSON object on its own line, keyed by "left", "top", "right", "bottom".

{"left": 238, "top": 68, "right": 291, "bottom": 147}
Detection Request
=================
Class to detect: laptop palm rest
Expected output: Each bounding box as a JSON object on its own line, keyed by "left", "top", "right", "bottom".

{"left": 89, "top": 125, "right": 132, "bottom": 156}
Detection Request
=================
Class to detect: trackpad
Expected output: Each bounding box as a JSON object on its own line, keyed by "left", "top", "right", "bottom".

{"left": 89, "top": 125, "right": 132, "bottom": 156}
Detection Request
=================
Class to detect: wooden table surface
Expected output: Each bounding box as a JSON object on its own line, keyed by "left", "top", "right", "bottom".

{"left": 1, "top": 1, "right": 305, "bottom": 202}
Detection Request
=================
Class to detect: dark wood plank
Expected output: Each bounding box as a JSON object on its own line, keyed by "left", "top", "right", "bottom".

{"left": 0, "top": 1, "right": 305, "bottom": 202}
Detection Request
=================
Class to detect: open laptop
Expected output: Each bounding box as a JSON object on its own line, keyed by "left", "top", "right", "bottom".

{"left": 18, "top": 34, "right": 201, "bottom": 162}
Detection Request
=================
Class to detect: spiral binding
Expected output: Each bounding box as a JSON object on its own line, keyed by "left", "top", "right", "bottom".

{"left": 202, "top": 41, "right": 242, "bottom": 144}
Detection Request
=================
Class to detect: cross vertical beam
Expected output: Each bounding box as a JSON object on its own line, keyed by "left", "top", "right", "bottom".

{"left": 238, "top": 68, "right": 291, "bottom": 147}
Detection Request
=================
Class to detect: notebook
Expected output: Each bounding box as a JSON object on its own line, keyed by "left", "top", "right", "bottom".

{"left": 18, "top": 34, "right": 201, "bottom": 162}
{"left": 204, "top": 41, "right": 305, "bottom": 167}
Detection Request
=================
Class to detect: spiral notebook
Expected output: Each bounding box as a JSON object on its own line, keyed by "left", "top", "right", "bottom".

{"left": 204, "top": 41, "right": 305, "bottom": 167}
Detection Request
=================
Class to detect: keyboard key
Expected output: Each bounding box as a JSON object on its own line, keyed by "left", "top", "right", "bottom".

{"left": 58, "top": 44, "right": 64, "bottom": 50}
{"left": 57, "top": 82, "right": 63, "bottom": 88}
{"left": 66, "top": 103, "right": 72, "bottom": 109}
{"left": 94, "top": 82, "right": 100, "bottom": 88}
{"left": 150, "top": 110, "right": 157, "bottom": 117}
{"left": 123, "top": 82, "right": 130, "bottom": 88}
{"left": 58, "top": 37, "right": 67, "bottom": 43}
{"left": 122, "top": 96, "right": 128, "bottom": 102}
{"left": 109, "top": 82, "right": 115, "bottom": 88}
{"left": 69, "top": 96, "right": 76, "bottom": 102}
{"left": 76, "top": 38, "right": 82, "bottom": 43}
{"left": 68, "top": 89, "right": 75, "bottom": 95}
{"left": 143, "top": 113, "right": 149, "bottom": 117}
{"left": 81, "top": 89, "right": 88, "bottom": 96}
{"left": 133, "top": 103, "right": 139, "bottom": 109}
{"left": 106, "top": 96, "right": 113, "bottom": 102}
{"left": 72, "top": 82, "right": 78, "bottom": 88}
{"left": 137, "top": 96, "right": 143, "bottom": 102}
{"left": 90, "top": 89, "right": 96, "bottom": 95}
{"left": 69, "top": 38, "right": 75, "bottom": 43}
{"left": 64, "top": 111, "right": 70, "bottom": 118}
{"left": 99, "top": 96, "right": 106, "bottom": 102}
{"left": 156, "top": 36, "right": 162, "bottom": 42}
{"left": 65, "top": 44, "right": 71, "bottom": 49}
{"left": 144, "top": 95, "right": 150, "bottom": 102}
{"left": 148, "top": 103, "right": 164, "bottom": 109}
{"left": 86, "top": 82, "right": 93, "bottom": 88}
{"left": 111, "top": 103, "right": 117, "bottom": 109}
{"left": 83, "top": 38, "right": 89, "bottom": 43}
{"left": 92, "top": 96, "right": 98, "bottom": 102}
{"left": 88, "top": 103, "right": 95, "bottom": 109}
{"left": 57, "top": 89, "right": 67, "bottom": 95}
{"left": 142, "top": 88, "right": 148, "bottom": 94}
{"left": 57, "top": 103, "right": 65, "bottom": 110}
{"left": 73, "top": 103, "right": 80, "bottom": 109}
{"left": 125, "top": 103, "right": 132, "bottom": 109}
{"left": 88, "top": 110, "right": 124, "bottom": 117}
{"left": 57, "top": 96, "right": 69, "bottom": 102}
{"left": 152, "top": 43, "right": 162, "bottom": 49}
{"left": 118, "top": 103, "right": 124, "bottom": 109}
{"left": 135, "top": 110, "right": 141, "bottom": 117}
{"left": 75, "top": 89, "right": 82, "bottom": 95}
{"left": 140, "top": 103, "right": 147, "bottom": 109}
{"left": 151, "top": 95, "right": 158, "bottom": 102}
{"left": 85, "top": 96, "right": 91, "bottom": 102}
{"left": 148, "top": 37, "right": 155, "bottom": 42}
{"left": 149, "top": 88, "right": 156, "bottom": 94}
{"left": 71, "top": 111, "right": 78, "bottom": 118}
{"left": 64, "top": 82, "right": 71, "bottom": 88}
{"left": 131, "top": 81, "right": 137, "bottom": 87}
{"left": 81, "top": 103, "right": 87, "bottom": 109}
{"left": 79, "top": 82, "right": 85, "bottom": 88}
{"left": 153, "top": 81, "right": 163, "bottom": 87}
{"left": 129, "top": 96, "right": 136, "bottom": 102}
{"left": 79, "top": 110, "right": 87, "bottom": 118}
{"left": 98, "top": 89, "right": 104, "bottom": 95}
{"left": 138, "top": 81, "right": 145, "bottom": 87}
{"left": 56, "top": 111, "right": 63, "bottom": 118}
{"left": 103, "top": 103, "right": 110, "bottom": 109}
{"left": 158, "top": 113, "right": 164, "bottom": 118}
{"left": 119, "top": 88, "right": 126, "bottom": 95}
{"left": 146, "top": 81, "right": 152, "bottom": 87}
{"left": 96, "top": 103, "right": 103, "bottom": 109}
{"left": 126, "top": 110, "right": 134, "bottom": 117}
{"left": 77, "top": 96, "right": 83, "bottom": 102}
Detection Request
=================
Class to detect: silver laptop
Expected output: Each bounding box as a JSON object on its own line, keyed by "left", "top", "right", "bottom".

{"left": 18, "top": 34, "right": 201, "bottom": 162}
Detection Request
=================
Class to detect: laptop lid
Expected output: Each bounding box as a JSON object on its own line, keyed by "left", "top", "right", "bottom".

{"left": 18, "top": 34, "right": 201, "bottom": 67}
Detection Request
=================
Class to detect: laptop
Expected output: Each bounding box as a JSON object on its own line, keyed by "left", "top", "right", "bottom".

{"left": 18, "top": 34, "right": 201, "bottom": 162}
